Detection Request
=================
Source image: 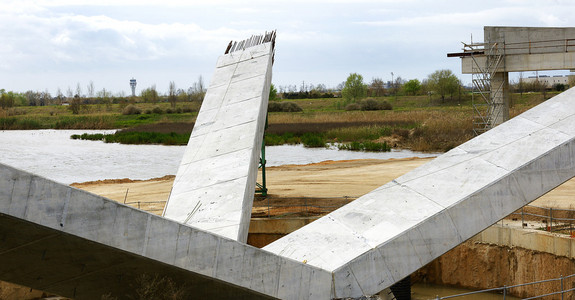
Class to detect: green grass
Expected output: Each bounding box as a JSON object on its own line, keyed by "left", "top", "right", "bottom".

{"left": 71, "top": 131, "right": 191, "bottom": 146}
{"left": 338, "top": 141, "right": 391, "bottom": 152}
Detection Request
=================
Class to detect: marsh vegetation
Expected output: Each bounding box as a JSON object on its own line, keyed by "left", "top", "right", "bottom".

{"left": 0, "top": 91, "right": 554, "bottom": 152}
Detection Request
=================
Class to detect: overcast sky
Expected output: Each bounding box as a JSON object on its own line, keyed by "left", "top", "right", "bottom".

{"left": 2, "top": 0, "right": 575, "bottom": 96}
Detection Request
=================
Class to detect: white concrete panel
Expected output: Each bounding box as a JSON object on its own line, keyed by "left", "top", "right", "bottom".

{"left": 263, "top": 215, "right": 374, "bottom": 271}
{"left": 164, "top": 40, "right": 272, "bottom": 242}
{"left": 276, "top": 259, "right": 333, "bottom": 300}
{"left": 341, "top": 249, "right": 395, "bottom": 297}
{"left": 398, "top": 158, "right": 509, "bottom": 208}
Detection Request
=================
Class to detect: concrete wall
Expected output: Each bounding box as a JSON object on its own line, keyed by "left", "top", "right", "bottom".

{"left": 472, "top": 225, "right": 575, "bottom": 258}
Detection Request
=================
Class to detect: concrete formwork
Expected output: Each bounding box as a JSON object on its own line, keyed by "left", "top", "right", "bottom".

{"left": 163, "top": 37, "right": 274, "bottom": 243}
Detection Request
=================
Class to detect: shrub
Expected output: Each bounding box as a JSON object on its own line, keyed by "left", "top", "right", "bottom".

{"left": 7, "top": 107, "right": 27, "bottom": 116}
{"left": 379, "top": 100, "right": 393, "bottom": 110}
{"left": 152, "top": 106, "right": 163, "bottom": 114}
{"left": 359, "top": 98, "right": 393, "bottom": 111}
{"left": 301, "top": 133, "right": 326, "bottom": 148}
{"left": 345, "top": 103, "right": 361, "bottom": 111}
{"left": 122, "top": 104, "right": 141, "bottom": 115}
{"left": 166, "top": 108, "right": 174, "bottom": 114}
{"left": 268, "top": 101, "right": 303, "bottom": 112}
{"left": 338, "top": 141, "right": 391, "bottom": 152}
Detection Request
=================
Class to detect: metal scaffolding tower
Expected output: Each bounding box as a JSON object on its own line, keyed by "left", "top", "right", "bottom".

{"left": 463, "top": 40, "right": 505, "bottom": 135}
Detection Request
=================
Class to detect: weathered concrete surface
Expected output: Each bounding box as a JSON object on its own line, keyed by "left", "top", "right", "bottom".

{"left": 163, "top": 41, "right": 273, "bottom": 243}
{"left": 0, "top": 163, "right": 332, "bottom": 300}
{"left": 264, "top": 87, "right": 575, "bottom": 298}
{"left": 472, "top": 225, "right": 575, "bottom": 258}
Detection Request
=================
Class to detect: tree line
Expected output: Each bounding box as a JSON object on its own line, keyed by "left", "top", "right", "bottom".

{"left": 0, "top": 76, "right": 207, "bottom": 114}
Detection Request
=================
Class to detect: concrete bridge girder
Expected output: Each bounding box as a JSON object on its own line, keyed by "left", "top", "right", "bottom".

{"left": 4, "top": 30, "right": 575, "bottom": 299}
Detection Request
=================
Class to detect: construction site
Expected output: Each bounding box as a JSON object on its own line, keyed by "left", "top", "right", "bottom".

{"left": 2, "top": 27, "right": 575, "bottom": 299}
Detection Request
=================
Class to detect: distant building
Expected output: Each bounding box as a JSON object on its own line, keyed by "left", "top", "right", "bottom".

{"left": 129, "top": 78, "right": 137, "bottom": 97}
{"left": 522, "top": 75, "right": 573, "bottom": 88}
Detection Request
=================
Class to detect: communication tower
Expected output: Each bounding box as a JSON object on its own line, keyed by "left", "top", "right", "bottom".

{"left": 129, "top": 78, "right": 137, "bottom": 97}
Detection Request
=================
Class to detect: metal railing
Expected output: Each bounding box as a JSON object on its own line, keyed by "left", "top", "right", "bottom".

{"left": 434, "top": 273, "right": 575, "bottom": 300}
{"left": 508, "top": 205, "right": 575, "bottom": 235}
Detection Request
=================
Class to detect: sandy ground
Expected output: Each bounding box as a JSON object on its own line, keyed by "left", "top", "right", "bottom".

{"left": 72, "top": 157, "right": 575, "bottom": 216}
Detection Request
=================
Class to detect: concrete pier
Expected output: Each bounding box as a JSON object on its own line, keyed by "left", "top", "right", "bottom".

{"left": 457, "top": 27, "right": 575, "bottom": 128}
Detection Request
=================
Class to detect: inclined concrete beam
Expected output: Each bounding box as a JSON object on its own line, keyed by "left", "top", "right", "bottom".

{"left": 163, "top": 41, "right": 273, "bottom": 243}
{"left": 264, "top": 87, "right": 575, "bottom": 298}
{"left": 0, "top": 163, "right": 332, "bottom": 299}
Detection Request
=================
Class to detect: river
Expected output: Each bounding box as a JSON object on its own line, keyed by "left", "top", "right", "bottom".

{"left": 0, "top": 130, "right": 439, "bottom": 184}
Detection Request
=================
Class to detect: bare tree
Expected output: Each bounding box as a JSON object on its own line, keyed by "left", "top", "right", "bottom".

{"left": 189, "top": 76, "right": 206, "bottom": 102}
{"left": 75, "top": 82, "right": 82, "bottom": 98}
{"left": 168, "top": 81, "right": 177, "bottom": 108}
{"left": 55, "top": 88, "right": 64, "bottom": 105}
{"left": 368, "top": 77, "right": 386, "bottom": 97}
{"left": 87, "top": 81, "right": 95, "bottom": 99}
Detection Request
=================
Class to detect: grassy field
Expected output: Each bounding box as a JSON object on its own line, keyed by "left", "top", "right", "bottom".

{"left": 0, "top": 92, "right": 555, "bottom": 151}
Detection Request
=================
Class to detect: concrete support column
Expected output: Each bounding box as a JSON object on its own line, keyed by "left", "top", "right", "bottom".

{"left": 490, "top": 72, "right": 510, "bottom": 127}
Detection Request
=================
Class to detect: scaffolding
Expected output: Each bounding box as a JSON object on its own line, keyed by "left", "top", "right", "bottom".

{"left": 463, "top": 40, "right": 505, "bottom": 135}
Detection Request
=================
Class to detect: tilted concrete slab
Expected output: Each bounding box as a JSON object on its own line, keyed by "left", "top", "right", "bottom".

{"left": 264, "top": 87, "right": 575, "bottom": 297}
{"left": 0, "top": 163, "right": 332, "bottom": 299}
{"left": 163, "top": 38, "right": 274, "bottom": 243}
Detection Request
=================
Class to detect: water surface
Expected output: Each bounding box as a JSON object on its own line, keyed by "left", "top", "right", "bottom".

{"left": 0, "top": 130, "right": 439, "bottom": 184}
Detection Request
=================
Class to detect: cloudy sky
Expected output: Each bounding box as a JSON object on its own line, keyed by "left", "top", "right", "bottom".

{"left": 1, "top": 0, "right": 574, "bottom": 96}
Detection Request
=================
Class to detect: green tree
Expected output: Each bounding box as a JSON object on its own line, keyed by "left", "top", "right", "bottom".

{"left": 403, "top": 79, "right": 421, "bottom": 96}
{"left": 69, "top": 96, "right": 81, "bottom": 114}
{"left": 0, "top": 91, "right": 15, "bottom": 109}
{"left": 269, "top": 83, "right": 278, "bottom": 101}
{"left": 141, "top": 85, "right": 159, "bottom": 103}
{"left": 427, "top": 69, "right": 460, "bottom": 102}
{"left": 342, "top": 73, "right": 367, "bottom": 103}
